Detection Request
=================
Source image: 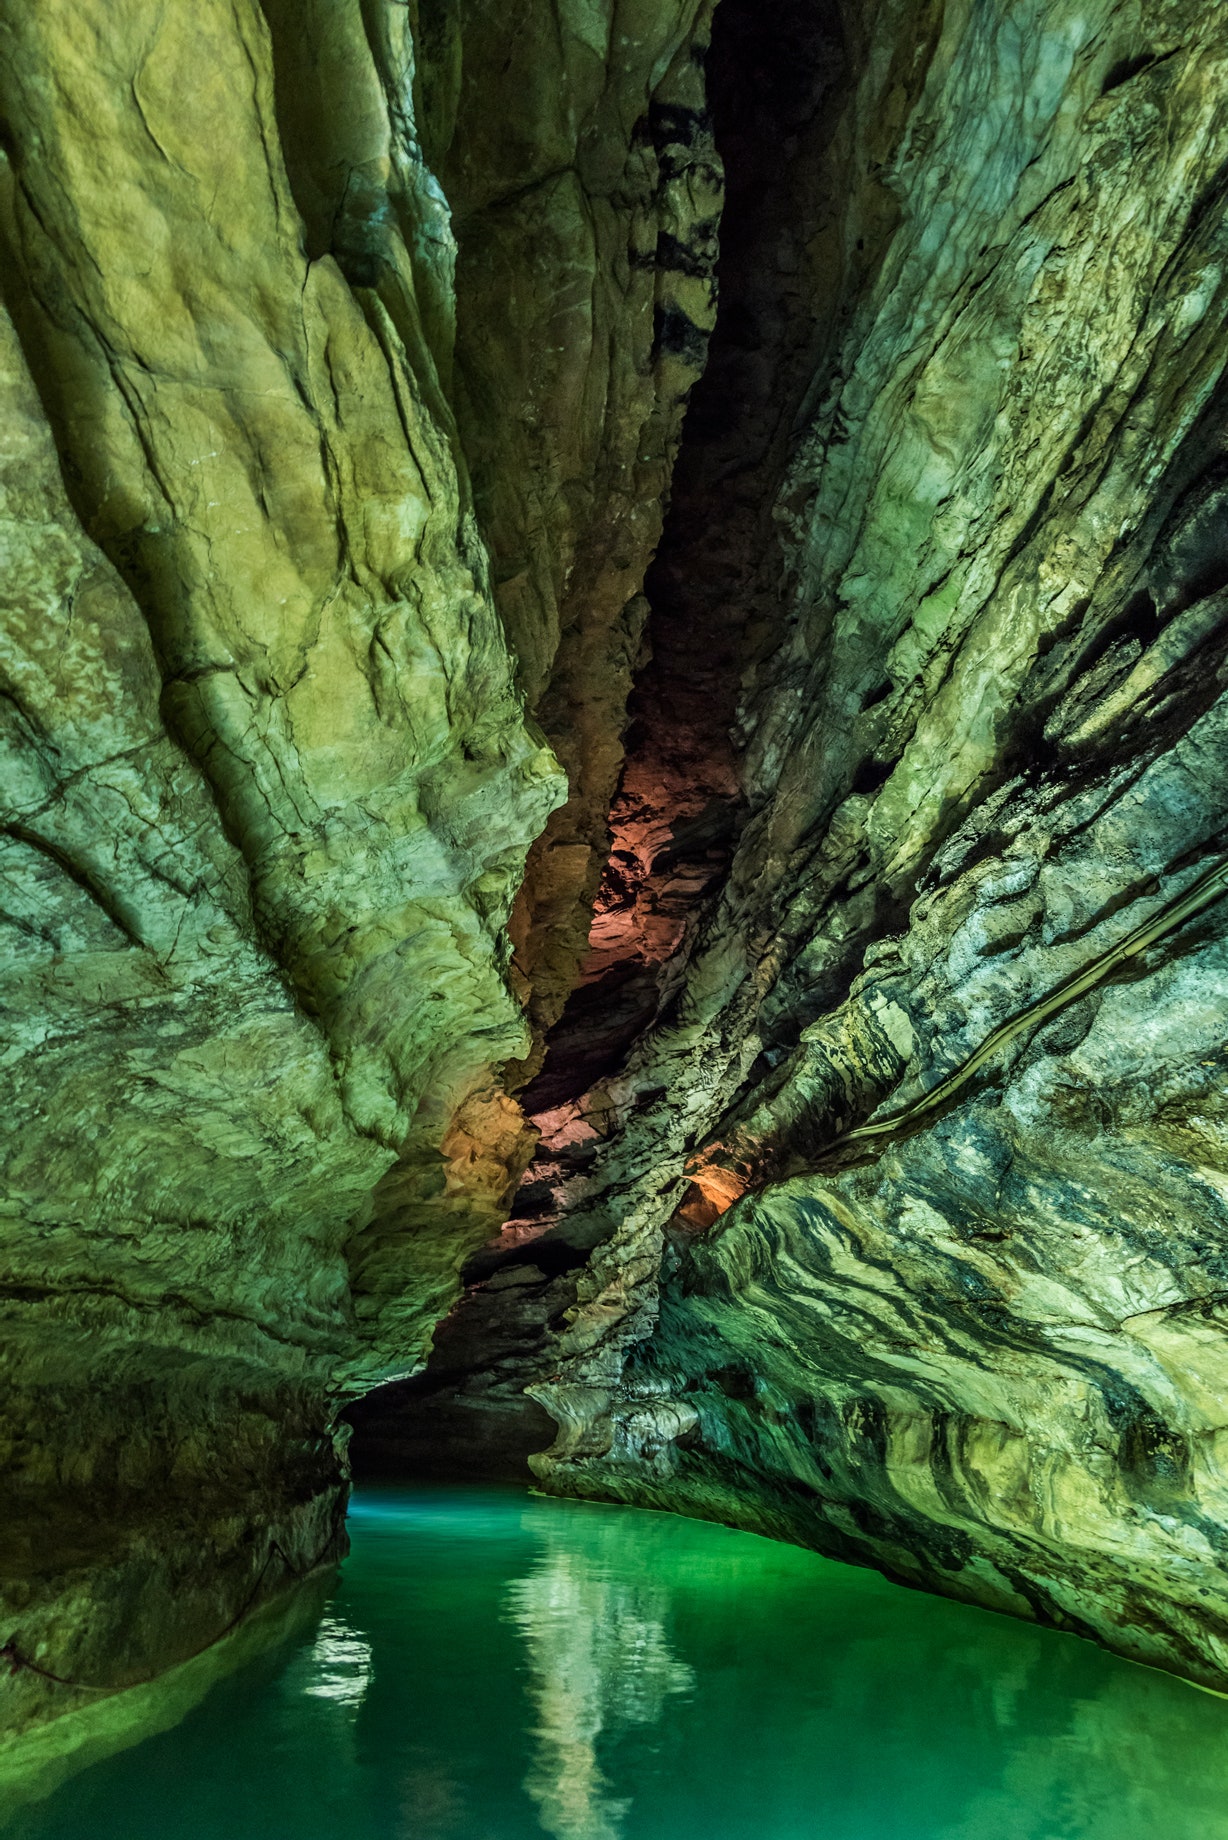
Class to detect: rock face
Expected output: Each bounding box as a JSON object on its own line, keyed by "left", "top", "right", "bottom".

{"left": 0, "top": 0, "right": 714, "bottom": 1743}
{"left": 3, "top": 0, "right": 1228, "bottom": 1747}
{"left": 520, "top": 0, "right": 1228, "bottom": 1694}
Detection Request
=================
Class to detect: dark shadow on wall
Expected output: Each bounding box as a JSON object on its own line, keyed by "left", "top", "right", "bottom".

{"left": 517, "top": 0, "right": 854, "bottom": 1120}
{"left": 344, "top": 0, "right": 872, "bottom": 1485}
{"left": 342, "top": 1234, "right": 586, "bottom": 1480}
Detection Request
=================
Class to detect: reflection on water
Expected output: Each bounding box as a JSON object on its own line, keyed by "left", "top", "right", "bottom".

{"left": 8, "top": 1484, "right": 1228, "bottom": 1840}
{"left": 298, "top": 1616, "right": 374, "bottom": 1709}
{"left": 508, "top": 1518, "right": 693, "bottom": 1840}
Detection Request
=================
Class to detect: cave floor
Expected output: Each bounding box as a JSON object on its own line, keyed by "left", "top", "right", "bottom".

{"left": 6, "top": 1487, "right": 1228, "bottom": 1839}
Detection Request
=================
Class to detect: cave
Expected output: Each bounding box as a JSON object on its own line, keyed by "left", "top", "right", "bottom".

{"left": 4, "top": 0, "right": 1228, "bottom": 1833}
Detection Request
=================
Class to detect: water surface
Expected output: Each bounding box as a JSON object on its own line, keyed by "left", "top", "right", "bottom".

{"left": 10, "top": 1484, "right": 1228, "bottom": 1839}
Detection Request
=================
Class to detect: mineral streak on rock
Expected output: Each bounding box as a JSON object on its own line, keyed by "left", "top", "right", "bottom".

{"left": 4, "top": 0, "right": 1228, "bottom": 1749}
{"left": 522, "top": 0, "right": 1228, "bottom": 1695}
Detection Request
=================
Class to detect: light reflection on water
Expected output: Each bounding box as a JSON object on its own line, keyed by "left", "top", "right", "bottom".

{"left": 297, "top": 1616, "right": 375, "bottom": 1709}
{"left": 7, "top": 1483, "right": 1228, "bottom": 1840}
{"left": 508, "top": 1521, "right": 693, "bottom": 1840}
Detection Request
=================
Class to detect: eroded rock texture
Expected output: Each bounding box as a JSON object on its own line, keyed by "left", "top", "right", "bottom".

{"left": 4, "top": 0, "right": 1228, "bottom": 1750}
{"left": 515, "top": 0, "right": 1228, "bottom": 1693}
{"left": 0, "top": 0, "right": 715, "bottom": 1745}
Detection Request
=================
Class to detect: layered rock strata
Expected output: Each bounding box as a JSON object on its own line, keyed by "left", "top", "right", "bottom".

{"left": 433, "top": 0, "right": 723, "bottom": 1066}
{"left": 0, "top": 0, "right": 716, "bottom": 1744}
{"left": 513, "top": 0, "right": 1228, "bottom": 1692}
{"left": 5, "top": 0, "right": 1228, "bottom": 1746}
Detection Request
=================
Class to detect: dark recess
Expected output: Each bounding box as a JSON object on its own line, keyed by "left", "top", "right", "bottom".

{"left": 518, "top": 0, "right": 850, "bottom": 1119}
{"left": 346, "top": 0, "right": 855, "bottom": 1481}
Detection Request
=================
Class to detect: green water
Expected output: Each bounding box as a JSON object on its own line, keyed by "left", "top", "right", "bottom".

{"left": 9, "top": 1484, "right": 1228, "bottom": 1840}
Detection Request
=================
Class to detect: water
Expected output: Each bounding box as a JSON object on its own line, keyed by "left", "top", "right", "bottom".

{"left": 9, "top": 1484, "right": 1228, "bottom": 1840}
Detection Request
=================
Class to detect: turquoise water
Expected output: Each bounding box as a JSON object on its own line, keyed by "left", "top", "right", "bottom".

{"left": 10, "top": 1484, "right": 1228, "bottom": 1840}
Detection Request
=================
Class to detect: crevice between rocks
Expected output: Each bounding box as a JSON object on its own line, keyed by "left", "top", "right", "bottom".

{"left": 345, "top": 0, "right": 860, "bottom": 1482}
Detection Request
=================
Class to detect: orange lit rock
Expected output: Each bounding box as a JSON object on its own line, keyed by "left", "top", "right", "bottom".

{"left": 676, "top": 1163, "right": 750, "bottom": 1232}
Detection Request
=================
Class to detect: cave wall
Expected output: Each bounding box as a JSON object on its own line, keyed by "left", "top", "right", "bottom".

{"left": 0, "top": 0, "right": 716, "bottom": 1741}
{"left": 517, "top": 0, "right": 1228, "bottom": 1692}
{"left": 423, "top": 0, "right": 723, "bottom": 1067}
{"left": 5, "top": 0, "right": 1228, "bottom": 1745}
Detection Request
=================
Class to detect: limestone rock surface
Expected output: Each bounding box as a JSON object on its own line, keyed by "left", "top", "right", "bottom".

{"left": 5, "top": 0, "right": 1228, "bottom": 1758}
{"left": 0, "top": 0, "right": 715, "bottom": 1746}
{"left": 516, "top": 0, "right": 1228, "bottom": 1693}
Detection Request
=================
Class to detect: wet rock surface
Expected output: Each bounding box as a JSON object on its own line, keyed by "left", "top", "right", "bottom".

{"left": 4, "top": 0, "right": 1228, "bottom": 1741}
{"left": 522, "top": 0, "right": 1228, "bottom": 1693}
{"left": 0, "top": 0, "right": 712, "bottom": 1740}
